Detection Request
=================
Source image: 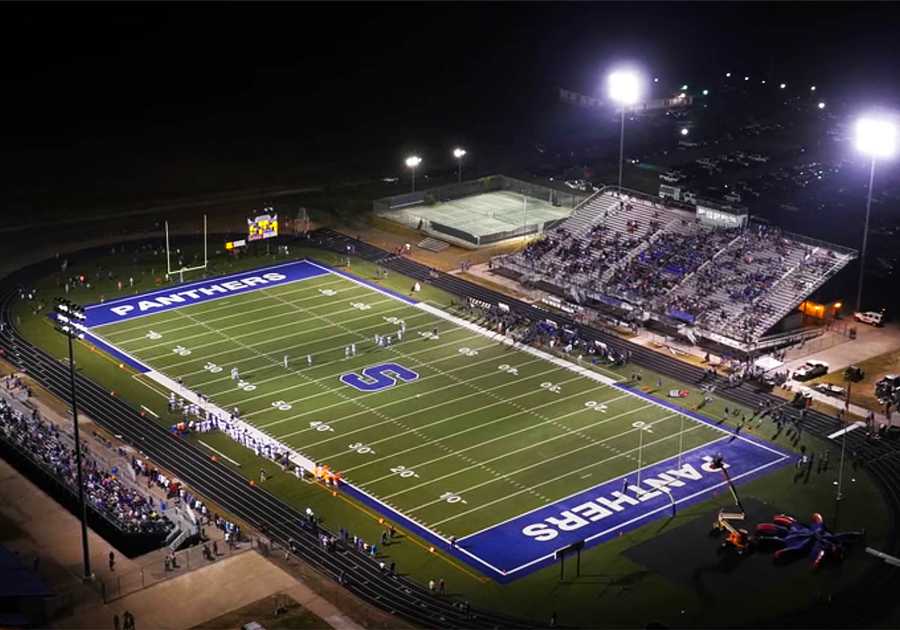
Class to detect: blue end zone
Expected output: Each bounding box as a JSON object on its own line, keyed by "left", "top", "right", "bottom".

{"left": 84, "top": 260, "right": 330, "bottom": 327}
{"left": 455, "top": 436, "right": 791, "bottom": 580}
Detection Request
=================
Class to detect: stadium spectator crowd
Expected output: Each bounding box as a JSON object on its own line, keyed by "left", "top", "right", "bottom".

{"left": 0, "top": 398, "right": 174, "bottom": 536}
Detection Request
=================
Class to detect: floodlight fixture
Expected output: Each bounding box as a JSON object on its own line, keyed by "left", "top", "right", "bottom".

{"left": 702, "top": 89, "right": 709, "bottom": 96}
{"left": 653, "top": 77, "right": 659, "bottom": 83}
{"left": 854, "top": 114, "right": 898, "bottom": 314}
{"left": 779, "top": 82, "right": 787, "bottom": 89}
{"left": 855, "top": 117, "right": 897, "bottom": 159}
{"left": 405, "top": 155, "right": 422, "bottom": 192}
{"left": 608, "top": 70, "right": 641, "bottom": 106}
{"left": 810, "top": 85, "right": 817, "bottom": 92}
{"left": 725, "top": 72, "right": 732, "bottom": 78}
{"left": 452, "top": 147, "right": 466, "bottom": 182}
{"left": 680, "top": 127, "right": 689, "bottom": 136}
{"left": 680, "top": 84, "right": 688, "bottom": 90}
{"left": 607, "top": 68, "right": 642, "bottom": 193}
{"left": 818, "top": 101, "right": 826, "bottom": 110}
{"left": 761, "top": 79, "right": 767, "bottom": 85}
{"left": 744, "top": 76, "right": 750, "bottom": 81}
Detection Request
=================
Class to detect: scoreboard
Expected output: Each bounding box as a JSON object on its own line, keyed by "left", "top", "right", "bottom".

{"left": 248, "top": 211, "right": 278, "bottom": 241}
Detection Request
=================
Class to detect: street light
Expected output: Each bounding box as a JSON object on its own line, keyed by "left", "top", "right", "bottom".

{"left": 405, "top": 155, "right": 422, "bottom": 192}
{"left": 854, "top": 116, "right": 897, "bottom": 313}
{"left": 452, "top": 147, "right": 466, "bottom": 183}
{"left": 53, "top": 298, "right": 92, "bottom": 581}
{"left": 608, "top": 70, "right": 642, "bottom": 193}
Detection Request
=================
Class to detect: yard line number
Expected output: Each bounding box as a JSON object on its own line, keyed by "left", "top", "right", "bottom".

{"left": 497, "top": 363, "right": 519, "bottom": 375}
{"left": 540, "top": 381, "right": 562, "bottom": 394}
{"left": 584, "top": 400, "right": 608, "bottom": 412}
{"left": 390, "top": 465, "right": 419, "bottom": 479}
{"left": 349, "top": 442, "right": 375, "bottom": 455}
{"left": 319, "top": 288, "right": 337, "bottom": 296}
{"left": 271, "top": 400, "right": 292, "bottom": 411}
{"left": 351, "top": 302, "right": 371, "bottom": 311}
{"left": 309, "top": 421, "right": 334, "bottom": 432}
{"left": 458, "top": 347, "right": 479, "bottom": 357}
{"left": 172, "top": 345, "right": 191, "bottom": 356}
{"left": 146, "top": 330, "right": 162, "bottom": 340}
{"left": 440, "top": 492, "right": 467, "bottom": 504}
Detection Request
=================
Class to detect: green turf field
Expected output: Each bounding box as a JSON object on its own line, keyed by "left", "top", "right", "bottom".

{"left": 90, "top": 266, "right": 728, "bottom": 541}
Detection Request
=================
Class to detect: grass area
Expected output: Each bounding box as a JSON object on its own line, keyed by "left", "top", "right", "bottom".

{"left": 811, "top": 349, "right": 900, "bottom": 412}
{"left": 10, "top": 239, "right": 893, "bottom": 628}
{"left": 190, "top": 593, "right": 330, "bottom": 630}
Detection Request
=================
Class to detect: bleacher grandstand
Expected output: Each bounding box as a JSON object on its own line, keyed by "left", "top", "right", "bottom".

{"left": 492, "top": 187, "right": 856, "bottom": 351}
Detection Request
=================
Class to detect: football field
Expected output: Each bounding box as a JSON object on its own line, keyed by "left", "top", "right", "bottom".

{"left": 82, "top": 260, "right": 790, "bottom": 579}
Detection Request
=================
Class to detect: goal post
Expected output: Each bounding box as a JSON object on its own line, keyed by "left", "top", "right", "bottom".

{"left": 165, "top": 213, "right": 208, "bottom": 283}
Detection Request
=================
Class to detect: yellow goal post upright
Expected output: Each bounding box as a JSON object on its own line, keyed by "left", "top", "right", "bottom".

{"left": 165, "top": 213, "right": 208, "bottom": 283}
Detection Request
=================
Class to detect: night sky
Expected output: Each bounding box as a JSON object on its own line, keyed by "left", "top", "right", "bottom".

{"left": 2, "top": 3, "right": 899, "bottom": 207}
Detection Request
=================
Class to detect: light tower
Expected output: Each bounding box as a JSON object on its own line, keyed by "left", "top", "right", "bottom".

{"left": 607, "top": 70, "right": 642, "bottom": 193}
{"left": 854, "top": 116, "right": 897, "bottom": 313}
{"left": 452, "top": 147, "right": 466, "bottom": 183}
{"left": 405, "top": 155, "right": 422, "bottom": 193}
{"left": 53, "top": 298, "right": 93, "bottom": 581}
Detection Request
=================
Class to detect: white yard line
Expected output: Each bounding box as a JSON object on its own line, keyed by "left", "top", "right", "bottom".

{"left": 198, "top": 441, "right": 242, "bottom": 467}
{"left": 406, "top": 412, "right": 677, "bottom": 514}
{"left": 428, "top": 418, "right": 700, "bottom": 528}
{"left": 190, "top": 314, "right": 455, "bottom": 392}
{"left": 372, "top": 394, "right": 644, "bottom": 497}
{"left": 287, "top": 365, "right": 585, "bottom": 448}
{"left": 113, "top": 281, "right": 368, "bottom": 347}
{"left": 336, "top": 386, "right": 611, "bottom": 473}
{"left": 141, "top": 297, "right": 397, "bottom": 362}
{"left": 107, "top": 277, "right": 354, "bottom": 343}
{"left": 250, "top": 341, "right": 534, "bottom": 427}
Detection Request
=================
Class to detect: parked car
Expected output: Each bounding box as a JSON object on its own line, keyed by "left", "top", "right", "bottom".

{"left": 815, "top": 383, "right": 846, "bottom": 397}
{"left": 793, "top": 360, "right": 830, "bottom": 381}
{"left": 875, "top": 374, "right": 900, "bottom": 401}
{"left": 854, "top": 311, "right": 884, "bottom": 326}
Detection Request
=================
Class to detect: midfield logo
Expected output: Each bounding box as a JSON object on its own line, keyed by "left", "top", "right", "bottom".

{"left": 340, "top": 362, "right": 420, "bottom": 392}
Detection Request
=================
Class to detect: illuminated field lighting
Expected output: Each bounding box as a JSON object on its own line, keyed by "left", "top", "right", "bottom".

{"left": 744, "top": 76, "right": 749, "bottom": 81}
{"left": 761, "top": 79, "right": 767, "bottom": 84}
{"left": 779, "top": 82, "right": 787, "bottom": 89}
{"left": 608, "top": 70, "right": 642, "bottom": 105}
{"left": 818, "top": 101, "right": 826, "bottom": 110}
{"left": 856, "top": 117, "right": 897, "bottom": 159}
{"left": 653, "top": 77, "right": 659, "bottom": 83}
{"left": 405, "top": 155, "right": 422, "bottom": 192}
{"left": 452, "top": 147, "right": 466, "bottom": 182}
{"left": 681, "top": 84, "right": 688, "bottom": 90}
{"left": 680, "top": 127, "right": 689, "bottom": 136}
{"left": 679, "top": 92, "right": 686, "bottom": 99}
{"left": 725, "top": 72, "right": 732, "bottom": 78}
{"left": 702, "top": 89, "right": 709, "bottom": 96}
{"left": 452, "top": 147, "right": 466, "bottom": 159}
{"left": 608, "top": 68, "right": 642, "bottom": 193}
{"left": 811, "top": 85, "right": 817, "bottom": 91}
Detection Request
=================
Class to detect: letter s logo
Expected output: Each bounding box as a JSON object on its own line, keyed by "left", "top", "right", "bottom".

{"left": 340, "top": 362, "right": 419, "bottom": 392}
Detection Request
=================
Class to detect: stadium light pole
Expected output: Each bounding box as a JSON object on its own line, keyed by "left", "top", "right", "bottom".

{"left": 608, "top": 70, "right": 642, "bottom": 194}
{"left": 405, "top": 155, "right": 422, "bottom": 193}
{"left": 453, "top": 148, "right": 466, "bottom": 183}
{"left": 53, "top": 298, "right": 93, "bottom": 581}
{"left": 853, "top": 116, "right": 897, "bottom": 313}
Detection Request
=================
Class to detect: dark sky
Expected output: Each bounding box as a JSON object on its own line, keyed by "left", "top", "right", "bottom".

{"left": 2, "top": 2, "right": 899, "bottom": 199}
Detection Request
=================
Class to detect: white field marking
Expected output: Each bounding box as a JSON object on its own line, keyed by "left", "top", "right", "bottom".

{"left": 107, "top": 278, "right": 355, "bottom": 344}
{"left": 198, "top": 441, "right": 242, "bottom": 467}
{"left": 428, "top": 416, "right": 701, "bottom": 528}
{"left": 112, "top": 281, "right": 369, "bottom": 348}
{"left": 130, "top": 373, "right": 169, "bottom": 398}
{"left": 365, "top": 392, "right": 640, "bottom": 493}
{"left": 145, "top": 302, "right": 420, "bottom": 373}
{"left": 404, "top": 411, "right": 677, "bottom": 514}
{"left": 187, "top": 311, "right": 444, "bottom": 389}
{"left": 335, "top": 385, "right": 619, "bottom": 472}
{"left": 291, "top": 364, "right": 583, "bottom": 448}
{"left": 199, "top": 324, "right": 486, "bottom": 410}
{"left": 91, "top": 263, "right": 337, "bottom": 331}
{"left": 502, "top": 451, "right": 788, "bottom": 577}
{"left": 91, "top": 259, "right": 321, "bottom": 309}
{"left": 415, "top": 301, "right": 624, "bottom": 383}
{"left": 140, "top": 405, "right": 159, "bottom": 418}
{"left": 315, "top": 328, "right": 623, "bottom": 466}
{"left": 257, "top": 347, "right": 543, "bottom": 428}
{"left": 142, "top": 297, "right": 397, "bottom": 363}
